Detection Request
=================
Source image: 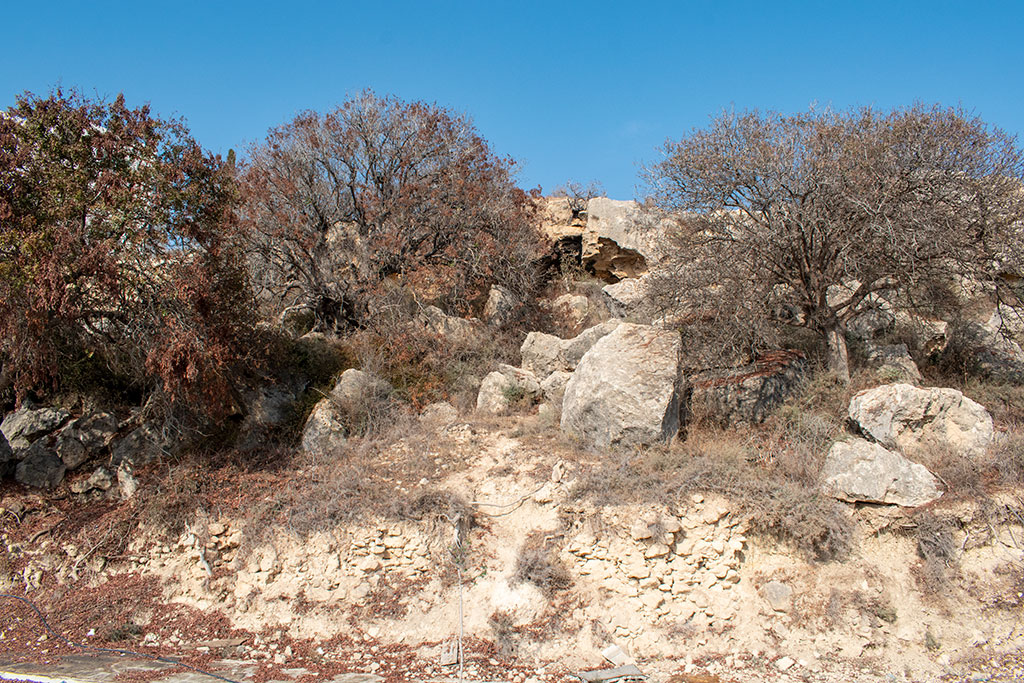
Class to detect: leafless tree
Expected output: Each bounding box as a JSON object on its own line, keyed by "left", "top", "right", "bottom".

{"left": 642, "top": 104, "right": 1024, "bottom": 382}
{"left": 553, "top": 180, "right": 605, "bottom": 223}
{"left": 238, "top": 91, "right": 544, "bottom": 331}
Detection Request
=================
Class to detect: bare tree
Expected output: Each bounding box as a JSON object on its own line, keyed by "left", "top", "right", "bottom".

{"left": 553, "top": 180, "right": 605, "bottom": 223}
{"left": 238, "top": 91, "right": 544, "bottom": 331}
{"left": 642, "top": 104, "right": 1024, "bottom": 382}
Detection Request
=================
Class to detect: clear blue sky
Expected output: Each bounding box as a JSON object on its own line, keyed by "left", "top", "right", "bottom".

{"left": 3, "top": 1, "right": 1022, "bottom": 198}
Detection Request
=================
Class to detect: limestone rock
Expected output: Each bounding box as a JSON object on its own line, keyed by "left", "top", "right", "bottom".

{"left": 690, "top": 351, "right": 807, "bottom": 427}
{"left": 331, "top": 369, "right": 392, "bottom": 405}
{"left": 117, "top": 463, "right": 139, "bottom": 500}
{"left": 110, "top": 424, "right": 163, "bottom": 467}
{"left": 583, "top": 198, "right": 667, "bottom": 280}
{"left": 540, "top": 371, "right": 572, "bottom": 406}
{"left": 476, "top": 365, "right": 540, "bottom": 414}
{"left": 483, "top": 285, "right": 517, "bottom": 327}
{"left": 419, "top": 402, "right": 459, "bottom": 428}
{"left": 301, "top": 400, "right": 347, "bottom": 455}
{"left": 519, "top": 332, "right": 566, "bottom": 379}
{"left": 416, "top": 305, "right": 483, "bottom": 343}
{"left": 561, "top": 323, "right": 684, "bottom": 447}
{"left": 602, "top": 276, "right": 652, "bottom": 320}
{"left": 55, "top": 412, "right": 118, "bottom": 470}
{"left": 761, "top": 581, "right": 794, "bottom": 612}
{"left": 865, "top": 343, "right": 922, "bottom": 383}
{"left": 848, "top": 383, "right": 993, "bottom": 457}
{"left": 552, "top": 293, "right": 589, "bottom": 321}
{"left": 15, "top": 443, "right": 66, "bottom": 489}
{"left": 71, "top": 466, "right": 114, "bottom": 494}
{"left": 1, "top": 406, "right": 71, "bottom": 451}
{"left": 821, "top": 438, "right": 942, "bottom": 507}
{"left": 847, "top": 298, "right": 896, "bottom": 341}
{"left": 520, "top": 319, "right": 622, "bottom": 380}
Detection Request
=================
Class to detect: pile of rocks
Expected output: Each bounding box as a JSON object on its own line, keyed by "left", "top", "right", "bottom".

{"left": 821, "top": 382, "right": 994, "bottom": 507}
{"left": 567, "top": 496, "right": 747, "bottom": 638}
{"left": 1, "top": 404, "right": 120, "bottom": 490}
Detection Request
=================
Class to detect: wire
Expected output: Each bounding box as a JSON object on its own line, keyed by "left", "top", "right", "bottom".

{"left": 0, "top": 593, "right": 244, "bottom": 683}
{"left": 468, "top": 483, "right": 548, "bottom": 517}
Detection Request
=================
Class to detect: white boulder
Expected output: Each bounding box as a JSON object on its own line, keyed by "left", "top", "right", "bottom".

{"left": 561, "top": 323, "right": 684, "bottom": 447}
{"left": 848, "top": 383, "right": 993, "bottom": 457}
{"left": 821, "top": 438, "right": 942, "bottom": 507}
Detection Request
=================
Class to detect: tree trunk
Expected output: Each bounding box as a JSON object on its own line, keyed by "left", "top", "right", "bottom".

{"left": 825, "top": 325, "right": 851, "bottom": 384}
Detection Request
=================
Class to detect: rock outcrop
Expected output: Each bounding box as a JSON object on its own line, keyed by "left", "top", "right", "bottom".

{"left": 690, "top": 351, "right": 807, "bottom": 427}
{"left": 821, "top": 438, "right": 942, "bottom": 507}
{"left": 561, "top": 323, "right": 684, "bottom": 447}
{"left": 582, "top": 198, "right": 665, "bottom": 281}
{"left": 520, "top": 319, "right": 621, "bottom": 379}
{"left": 848, "top": 383, "right": 993, "bottom": 457}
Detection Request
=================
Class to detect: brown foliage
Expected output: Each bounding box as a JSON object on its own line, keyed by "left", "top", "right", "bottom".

{"left": 238, "top": 90, "right": 546, "bottom": 331}
{"left": 0, "top": 90, "right": 255, "bottom": 416}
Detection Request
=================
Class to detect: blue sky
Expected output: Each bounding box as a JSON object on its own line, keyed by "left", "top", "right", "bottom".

{"left": 3, "top": 1, "right": 1022, "bottom": 198}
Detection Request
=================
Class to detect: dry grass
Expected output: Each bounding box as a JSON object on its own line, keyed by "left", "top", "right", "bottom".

{"left": 910, "top": 510, "right": 960, "bottom": 594}
{"left": 568, "top": 368, "right": 871, "bottom": 561}
{"left": 571, "top": 435, "right": 852, "bottom": 561}
{"left": 511, "top": 532, "right": 573, "bottom": 596}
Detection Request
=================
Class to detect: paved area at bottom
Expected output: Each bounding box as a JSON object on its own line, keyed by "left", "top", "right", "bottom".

{"left": 0, "top": 656, "right": 390, "bottom": 683}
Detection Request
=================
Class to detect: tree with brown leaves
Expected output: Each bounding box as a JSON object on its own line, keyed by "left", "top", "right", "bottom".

{"left": 0, "top": 90, "right": 254, "bottom": 414}
{"left": 643, "top": 104, "right": 1024, "bottom": 382}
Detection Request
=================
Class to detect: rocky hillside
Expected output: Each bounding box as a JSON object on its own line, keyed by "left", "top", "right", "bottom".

{"left": 2, "top": 196, "right": 1024, "bottom": 683}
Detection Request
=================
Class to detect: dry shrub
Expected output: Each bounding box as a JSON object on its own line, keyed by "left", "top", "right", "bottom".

{"left": 488, "top": 610, "right": 518, "bottom": 658}
{"left": 571, "top": 437, "right": 852, "bottom": 562}
{"left": 139, "top": 462, "right": 205, "bottom": 538}
{"left": 911, "top": 510, "right": 959, "bottom": 594}
{"left": 512, "top": 532, "right": 573, "bottom": 596}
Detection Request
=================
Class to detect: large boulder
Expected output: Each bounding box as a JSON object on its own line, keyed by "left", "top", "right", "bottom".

{"left": 476, "top": 365, "right": 541, "bottom": 415}
{"left": 300, "top": 399, "right": 348, "bottom": 456}
{"left": 331, "top": 369, "right": 393, "bottom": 405}
{"left": 582, "top": 198, "right": 667, "bottom": 281}
{"left": 821, "top": 438, "right": 942, "bottom": 507}
{"left": 15, "top": 442, "right": 66, "bottom": 490}
{"left": 690, "top": 351, "right": 807, "bottom": 427}
{"left": 55, "top": 412, "right": 118, "bottom": 470}
{"left": 602, "top": 276, "right": 653, "bottom": 320}
{"left": 848, "top": 383, "right": 994, "bottom": 457}
{"left": 1, "top": 405, "right": 71, "bottom": 451}
{"left": 520, "top": 319, "right": 621, "bottom": 379}
{"left": 561, "top": 323, "right": 684, "bottom": 447}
